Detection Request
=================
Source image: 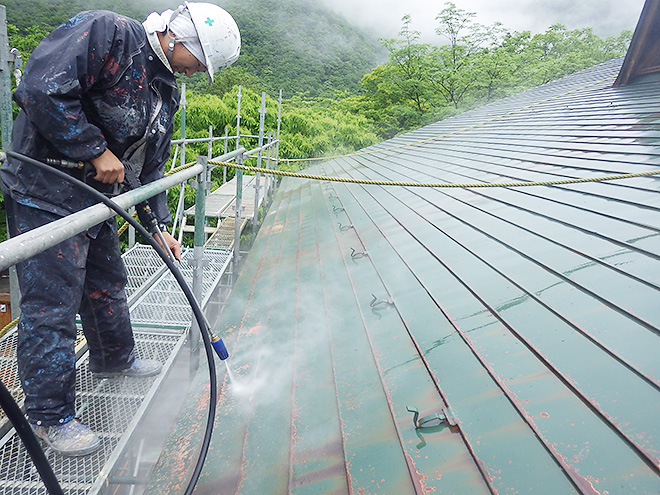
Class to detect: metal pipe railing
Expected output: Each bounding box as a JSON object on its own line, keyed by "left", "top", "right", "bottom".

{"left": 170, "top": 136, "right": 233, "bottom": 145}
{"left": 243, "top": 139, "right": 280, "bottom": 157}
{"left": 170, "top": 133, "right": 256, "bottom": 146}
{"left": 211, "top": 147, "right": 246, "bottom": 164}
{"left": 0, "top": 164, "right": 202, "bottom": 273}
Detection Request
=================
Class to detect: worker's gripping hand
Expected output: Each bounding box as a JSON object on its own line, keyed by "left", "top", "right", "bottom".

{"left": 90, "top": 149, "right": 125, "bottom": 184}
{"left": 155, "top": 230, "right": 182, "bottom": 262}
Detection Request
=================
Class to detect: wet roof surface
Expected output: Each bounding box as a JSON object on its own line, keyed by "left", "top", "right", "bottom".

{"left": 148, "top": 57, "right": 660, "bottom": 494}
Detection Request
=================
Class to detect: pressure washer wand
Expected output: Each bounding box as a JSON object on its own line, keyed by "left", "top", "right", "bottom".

{"left": 121, "top": 164, "right": 231, "bottom": 360}
{"left": 44, "top": 157, "right": 123, "bottom": 197}
{"left": 44, "top": 156, "right": 229, "bottom": 359}
{"left": 211, "top": 334, "right": 229, "bottom": 360}
{"left": 44, "top": 157, "right": 85, "bottom": 170}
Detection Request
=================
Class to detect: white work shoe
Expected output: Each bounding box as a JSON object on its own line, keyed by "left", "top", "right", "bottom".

{"left": 32, "top": 418, "right": 101, "bottom": 456}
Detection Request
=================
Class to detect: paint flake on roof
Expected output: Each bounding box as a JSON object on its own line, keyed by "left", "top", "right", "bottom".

{"left": 147, "top": 56, "right": 660, "bottom": 495}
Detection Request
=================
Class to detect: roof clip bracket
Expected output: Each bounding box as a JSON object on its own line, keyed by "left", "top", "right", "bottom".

{"left": 350, "top": 247, "right": 368, "bottom": 260}
{"left": 407, "top": 406, "right": 453, "bottom": 429}
{"left": 370, "top": 294, "right": 394, "bottom": 308}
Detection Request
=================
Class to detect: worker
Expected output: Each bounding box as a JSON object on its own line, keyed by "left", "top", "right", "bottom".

{"left": 0, "top": 2, "right": 240, "bottom": 456}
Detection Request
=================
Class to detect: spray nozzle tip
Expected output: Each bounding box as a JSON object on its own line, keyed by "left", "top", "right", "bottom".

{"left": 211, "top": 336, "right": 229, "bottom": 360}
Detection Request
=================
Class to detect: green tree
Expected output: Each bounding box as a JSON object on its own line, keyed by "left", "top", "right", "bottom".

{"left": 524, "top": 25, "right": 629, "bottom": 84}
{"left": 357, "top": 2, "right": 632, "bottom": 137}
{"left": 380, "top": 15, "right": 435, "bottom": 114}
{"left": 358, "top": 15, "right": 442, "bottom": 136}
{"left": 431, "top": 2, "right": 503, "bottom": 108}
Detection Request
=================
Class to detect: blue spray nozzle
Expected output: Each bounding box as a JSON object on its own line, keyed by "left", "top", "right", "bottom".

{"left": 211, "top": 336, "right": 229, "bottom": 361}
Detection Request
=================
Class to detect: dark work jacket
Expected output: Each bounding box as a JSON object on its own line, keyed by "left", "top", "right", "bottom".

{"left": 1, "top": 10, "right": 180, "bottom": 226}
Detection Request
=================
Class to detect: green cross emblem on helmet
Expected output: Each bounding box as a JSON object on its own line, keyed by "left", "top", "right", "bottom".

{"left": 205, "top": 17, "right": 214, "bottom": 26}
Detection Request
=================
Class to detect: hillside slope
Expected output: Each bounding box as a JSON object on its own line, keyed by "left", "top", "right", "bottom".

{"left": 218, "top": 0, "right": 383, "bottom": 96}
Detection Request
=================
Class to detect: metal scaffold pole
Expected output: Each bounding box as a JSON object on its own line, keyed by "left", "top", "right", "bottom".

{"left": 234, "top": 152, "right": 244, "bottom": 267}
{"left": 190, "top": 155, "right": 209, "bottom": 374}
{"left": 223, "top": 125, "right": 229, "bottom": 183}
{"left": 253, "top": 92, "right": 267, "bottom": 239}
{"left": 0, "top": 9, "right": 22, "bottom": 320}
{"left": 266, "top": 131, "right": 273, "bottom": 202}
{"left": 0, "top": 6, "right": 11, "bottom": 151}
{"left": 276, "top": 89, "right": 282, "bottom": 171}
{"left": 235, "top": 85, "right": 242, "bottom": 150}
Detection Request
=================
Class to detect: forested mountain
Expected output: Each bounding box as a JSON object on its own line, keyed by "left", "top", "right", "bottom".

{"left": 1, "top": 0, "right": 163, "bottom": 30}
{"left": 3, "top": 0, "right": 383, "bottom": 98}
{"left": 215, "top": 0, "right": 383, "bottom": 96}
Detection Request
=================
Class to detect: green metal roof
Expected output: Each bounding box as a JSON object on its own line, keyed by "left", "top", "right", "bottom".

{"left": 147, "top": 57, "right": 660, "bottom": 494}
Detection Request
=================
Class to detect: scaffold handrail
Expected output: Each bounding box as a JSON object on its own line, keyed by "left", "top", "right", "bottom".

{"left": 0, "top": 163, "right": 202, "bottom": 273}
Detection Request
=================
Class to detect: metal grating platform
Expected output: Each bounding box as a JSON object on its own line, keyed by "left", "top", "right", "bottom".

{"left": 203, "top": 175, "right": 257, "bottom": 218}
{"left": 205, "top": 216, "right": 247, "bottom": 250}
{"left": 126, "top": 245, "right": 232, "bottom": 329}
{"left": 177, "top": 174, "right": 263, "bottom": 245}
{"left": 123, "top": 245, "right": 170, "bottom": 301}
{"left": 184, "top": 175, "right": 257, "bottom": 220}
{"left": 0, "top": 331, "right": 182, "bottom": 495}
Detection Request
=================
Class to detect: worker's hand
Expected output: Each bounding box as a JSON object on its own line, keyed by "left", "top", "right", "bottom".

{"left": 90, "top": 149, "right": 125, "bottom": 184}
{"left": 155, "top": 230, "right": 182, "bottom": 261}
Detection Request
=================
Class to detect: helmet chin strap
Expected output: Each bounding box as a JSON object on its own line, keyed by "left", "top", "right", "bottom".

{"left": 165, "top": 5, "right": 201, "bottom": 67}
{"left": 166, "top": 5, "right": 185, "bottom": 65}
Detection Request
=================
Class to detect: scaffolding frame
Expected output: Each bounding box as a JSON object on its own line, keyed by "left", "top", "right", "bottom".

{"left": 0, "top": 74, "right": 282, "bottom": 493}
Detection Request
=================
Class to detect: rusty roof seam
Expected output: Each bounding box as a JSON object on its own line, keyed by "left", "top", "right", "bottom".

{"left": 321, "top": 146, "right": 660, "bottom": 468}
{"left": 316, "top": 177, "right": 497, "bottom": 493}
{"left": 288, "top": 181, "right": 352, "bottom": 494}
{"left": 219, "top": 179, "right": 302, "bottom": 493}
{"left": 321, "top": 170, "right": 660, "bottom": 483}
{"left": 312, "top": 190, "right": 421, "bottom": 494}
{"left": 321, "top": 173, "right": 597, "bottom": 492}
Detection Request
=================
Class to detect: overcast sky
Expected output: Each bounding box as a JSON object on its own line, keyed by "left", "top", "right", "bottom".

{"left": 318, "top": 0, "right": 646, "bottom": 43}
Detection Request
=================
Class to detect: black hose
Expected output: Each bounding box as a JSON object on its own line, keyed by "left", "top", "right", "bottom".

{"left": 5, "top": 151, "right": 218, "bottom": 495}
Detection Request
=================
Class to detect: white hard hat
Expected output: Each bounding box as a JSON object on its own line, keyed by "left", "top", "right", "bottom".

{"left": 185, "top": 2, "right": 240, "bottom": 83}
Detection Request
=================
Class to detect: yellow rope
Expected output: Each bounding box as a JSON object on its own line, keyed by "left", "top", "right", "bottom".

{"left": 166, "top": 160, "right": 197, "bottom": 175}
{"left": 117, "top": 211, "right": 138, "bottom": 237}
{"left": 208, "top": 160, "right": 660, "bottom": 188}
{"left": 0, "top": 317, "right": 18, "bottom": 339}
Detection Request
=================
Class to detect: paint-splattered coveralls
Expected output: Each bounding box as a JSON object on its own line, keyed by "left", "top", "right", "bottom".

{"left": 0, "top": 11, "right": 180, "bottom": 426}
